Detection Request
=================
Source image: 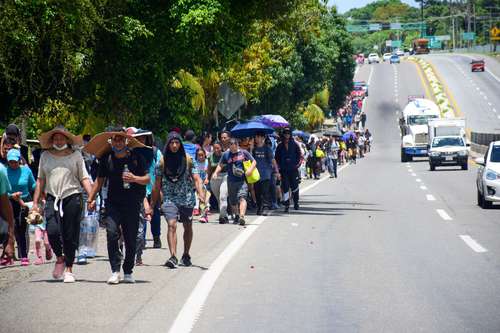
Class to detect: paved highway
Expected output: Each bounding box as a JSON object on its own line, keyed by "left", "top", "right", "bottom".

{"left": 2, "top": 57, "right": 500, "bottom": 333}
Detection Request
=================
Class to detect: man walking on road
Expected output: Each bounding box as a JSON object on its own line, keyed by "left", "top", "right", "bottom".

{"left": 88, "top": 129, "right": 150, "bottom": 284}
{"left": 253, "top": 132, "right": 277, "bottom": 216}
{"left": 275, "top": 128, "right": 303, "bottom": 213}
{"left": 212, "top": 138, "right": 256, "bottom": 225}
{"left": 152, "top": 132, "right": 205, "bottom": 269}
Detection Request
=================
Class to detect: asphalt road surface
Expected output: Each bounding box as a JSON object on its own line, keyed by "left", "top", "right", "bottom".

{"left": 2, "top": 57, "right": 500, "bottom": 333}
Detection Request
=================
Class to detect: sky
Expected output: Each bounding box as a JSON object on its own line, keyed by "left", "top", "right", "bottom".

{"left": 328, "top": 0, "right": 419, "bottom": 14}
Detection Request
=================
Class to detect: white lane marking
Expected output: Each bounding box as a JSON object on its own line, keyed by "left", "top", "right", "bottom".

{"left": 484, "top": 96, "right": 488, "bottom": 100}
{"left": 480, "top": 91, "right": 485, "bottom": 95}
{"left": 426, "top": 194, "right": 436, "bottom": 201}
{"left": 420, "top": 185, "right": 428, "bottom": 190}
{"left": 494, "top": 109, "right": 498, "bottom": 113}
{"left": 168, "top": 163, "right": 350, "bottom": 333}
{"left": 291, "top": 223, "right": 298, "bottom": 227}
{"left": 476, "top": 87, "right": 480, "bottom": 91}
{"left": 416, "top": 178, "right": 422, "bottom": 182}
{"left": 367, "top": 65, "right": 374, "bottom": 86}
{"left": 488, "top": 102, "right": 492, "bottom": 106}
{"left": 498, "top": 115, "right": 500, "bottom": 119}
{"left": 408, "top": 169, "right": 413, "bottom": 172}
{"left": 411, "top": 173, "right": 417, "bottom": 177}
{"left": 436, "top": 209, "right": 452, "bottom": 221}
{"left": 459, "top": 235, "right": 488, "bottom": 253}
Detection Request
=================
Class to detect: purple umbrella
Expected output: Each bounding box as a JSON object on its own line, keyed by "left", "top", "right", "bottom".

{"left": 252, "top": 114, "right": 289, "bottom": 129}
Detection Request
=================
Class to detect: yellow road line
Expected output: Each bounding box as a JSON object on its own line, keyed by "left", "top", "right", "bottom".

{"left": 409, "top": 59, "right": 432, "bottom": 101}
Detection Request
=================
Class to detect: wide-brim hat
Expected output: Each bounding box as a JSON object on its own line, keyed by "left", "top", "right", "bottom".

{"left": 39, "top": 126, "right": 83, "bottom": 149}
{"left": 83, "top": 131, "right": 148, "bottom": 158}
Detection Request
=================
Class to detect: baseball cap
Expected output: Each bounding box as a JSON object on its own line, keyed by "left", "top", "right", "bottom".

{"left": 5, "top": 124, "right": 20, "bottom": 136}
{"left": 7, "top": 149, "right": 21, "bottom": 162}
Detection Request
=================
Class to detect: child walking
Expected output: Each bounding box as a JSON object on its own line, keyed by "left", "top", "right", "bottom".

{"left": 195, "top": 148, "right": 211, "bottom": 223}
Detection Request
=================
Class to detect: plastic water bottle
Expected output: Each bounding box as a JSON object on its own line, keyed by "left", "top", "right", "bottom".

{"left": 123, "top": 164, "right": 131, "bottom": 189}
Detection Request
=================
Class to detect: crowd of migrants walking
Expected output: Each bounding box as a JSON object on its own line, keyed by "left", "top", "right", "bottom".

{"left": 0, "top": 110, "right": 372, "bottom": 283}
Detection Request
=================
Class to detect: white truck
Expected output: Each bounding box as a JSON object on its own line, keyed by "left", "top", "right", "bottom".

{"left": 399, "top": 97, "right": 440, "bottom": 162}
{"left": 427, "top": 118, "right": 469, "bottom": 171}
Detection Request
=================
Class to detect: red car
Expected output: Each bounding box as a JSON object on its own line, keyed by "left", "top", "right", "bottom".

{"left": 471, "top": 59, "right": 485, "bottom": 72}
{"left": 351, "top": 86, "right": 366, "bottom": 98}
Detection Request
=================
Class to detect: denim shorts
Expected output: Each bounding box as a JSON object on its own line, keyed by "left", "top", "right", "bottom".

{"left": 161, "top": 202, "right": 193, "bottom": 223}
{"left": 227, "top": 181, "right": 248, "bottom": 206}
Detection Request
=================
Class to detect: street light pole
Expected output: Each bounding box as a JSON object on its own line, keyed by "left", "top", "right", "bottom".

{"left": 420, "top": 0, "right": 424, "bottom": 38}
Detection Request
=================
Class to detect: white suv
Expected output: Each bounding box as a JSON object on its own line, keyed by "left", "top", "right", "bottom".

{"left": 476, "top": 141, "right": 500, "bottom": 209}
{"left": 368, "top": 53, "right": 380, "bottom": 64}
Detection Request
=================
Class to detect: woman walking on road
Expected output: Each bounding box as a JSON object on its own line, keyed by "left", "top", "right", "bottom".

{"left": 32, "top": 126, "right": 92, "bottom": 283}
{"left": 6, "top": 149, "right": 36, "bottom": 265}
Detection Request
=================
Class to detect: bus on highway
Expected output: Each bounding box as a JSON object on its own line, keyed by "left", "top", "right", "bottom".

{"left": 412, "top": 38, "right": 430, "bottom": 55}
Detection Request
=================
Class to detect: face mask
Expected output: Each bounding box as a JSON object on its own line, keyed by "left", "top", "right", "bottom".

{"left": 112, "top": 146, "right": 129, "bottom": 154}
{"left": 53, "top": 144, "right": 68, "bottom": 151}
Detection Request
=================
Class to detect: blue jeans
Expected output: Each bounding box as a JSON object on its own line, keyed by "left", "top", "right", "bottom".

{"left": 327, "top": 157, "right": 337, "bottom": 178}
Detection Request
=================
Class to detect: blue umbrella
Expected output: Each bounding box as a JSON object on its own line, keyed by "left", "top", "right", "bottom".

{"left": 230, "top": 121, "right": 274, "bottom": 138}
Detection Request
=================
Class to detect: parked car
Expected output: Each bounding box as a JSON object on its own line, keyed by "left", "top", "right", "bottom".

{"left": 368, "top": 53, "right": 380, "bottom": 64}
{"left": 476, "top": 141, "right": 500, "bottom": 209}
{"left": 353, "top": 81, "right": 368, "bottom": 96}
{"left": 390, "top": 54, "right": 400, "bottom": 64}
{"left": 396, "top": 49, "right": 405, "bottom": 57}
{"left": 383, "top": 53, "right": 392, "bottom": 62}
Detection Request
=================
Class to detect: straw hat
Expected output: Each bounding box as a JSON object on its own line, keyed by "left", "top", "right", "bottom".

{"left": 83, "top": 131, "right": 148, "bottom": 158}
{"left": 39, "top": 126, "right": 83, "bottom": 149}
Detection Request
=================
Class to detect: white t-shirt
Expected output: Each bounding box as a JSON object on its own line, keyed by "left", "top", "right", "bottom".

{"left": 38, "top": 150, "right": 89, "bottom": 200}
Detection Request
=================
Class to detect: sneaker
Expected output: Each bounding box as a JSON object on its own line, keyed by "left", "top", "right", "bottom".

{"left": 107, "top": 272, "right": 120, "bottom": 284}
{"left": 136, "top": 257, "right": 143, "bottom": 266}
{"left": 20, "top": 258, "right": 30, "bottom": 266}
{"left": 165, "top": 256, "right": 178, "bottom": 269}
{"left": 219, "top": 216, "right": 229, "bottom": 224}
{"left": 34, "top": 256, "right": 44, "bottom": 265}
{"left": 63, "top": 272, "right": 76, "bottom": 283}
{"left": 181, "top": 254, "right": 192, "bottom": 267}
{"left": 122, "top": 274, "right": 136, "bottom": 284}
{"left": 294, "top": 203, "right": 300, "bottom": 210}
{"left": 233, "top": 215, "right": 240, "bottom": 224}
{"left": 193, "top": 208, "right": 200, "bottom": 216}
{"left": 239, "top": 217, "right": 246, "bottom": 226}
{"left": 256, "top": 208, "right": 263, "bottom": 216}
{"left": 199, "top": 215, "right": 208, "bottom": 223}
{"left": 76, "top": 255, "right": 87, "bottom": 265}
{"left": 153, "top": 236, "right": 162, "bottom": 249}
{"left": 52, "top": 260, "right": 65, "bottom": 280}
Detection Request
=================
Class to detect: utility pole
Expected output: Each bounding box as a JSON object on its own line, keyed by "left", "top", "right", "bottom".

{"left": 420, "top": 0, "right": 424, "bottom": 38}
{"left": 450, "top": 1, "right": 456, "bottom": 50}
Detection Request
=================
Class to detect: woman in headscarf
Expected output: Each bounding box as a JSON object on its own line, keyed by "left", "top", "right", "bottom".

{"left": 152, "top": 132, "right": 205, "bottom": 269}
{"left": 32, "top": 126, "right": 92, "bottom": 283}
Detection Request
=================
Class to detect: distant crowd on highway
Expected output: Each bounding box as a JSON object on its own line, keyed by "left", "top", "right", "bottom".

{"left": 0, "top": 101, "right": 372, "bottom": 284}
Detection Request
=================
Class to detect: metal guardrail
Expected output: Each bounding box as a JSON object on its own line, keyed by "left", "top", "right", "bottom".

{"left": 471, "top": 132, "right": 500, "bottom": 146}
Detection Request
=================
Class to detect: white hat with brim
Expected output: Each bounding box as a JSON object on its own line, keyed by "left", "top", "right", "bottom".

{"left": 39, "top": 127, "right": 83, "bottom": 150}
{"left": 83, "top": 131, "right": 149, "bottom": 159}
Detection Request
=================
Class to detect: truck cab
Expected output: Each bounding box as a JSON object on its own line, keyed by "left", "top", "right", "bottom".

{"left": 400, "top": 97, "right": 440, "bottom": 162}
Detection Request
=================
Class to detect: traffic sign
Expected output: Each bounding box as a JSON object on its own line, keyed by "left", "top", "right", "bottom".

{"left": 491, "top": 27, "right": 500, "bottom": 41}
{"left": 386, "top": 40, "right": 392, "bottom": 47}
{"left": 390, "top": 23, "right": 402, "bottom": 30}
{"left": 391, "top": 40, "right": 402, "bottom": 48}
{"left": 462, "top": 32, "right": 476, "bottom": 41}
{"left": 435, "top": 35, "right": 451, "bottom": 41}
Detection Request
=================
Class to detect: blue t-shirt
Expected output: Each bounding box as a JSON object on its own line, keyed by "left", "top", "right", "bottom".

{"left": 183, "top": 142, "right": 198, "bottom": 161}
{"left": 219, "top": 149, "right": 254, "bottom": 182}
{"left": 0, "top": 164, "right": 11, "bottom": 196}
{"left": 146, "top": 148, "right": 163, "bottom": 196}
{"left": 7, "top": 165, "right": 36, "bottom": 200}
{"left": 253, "top": 146, "right": 274, "bottom": 181}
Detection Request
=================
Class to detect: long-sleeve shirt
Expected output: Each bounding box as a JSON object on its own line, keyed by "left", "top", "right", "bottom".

{"left": 275, "top": 139, "right": 303, "bottom": 173}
